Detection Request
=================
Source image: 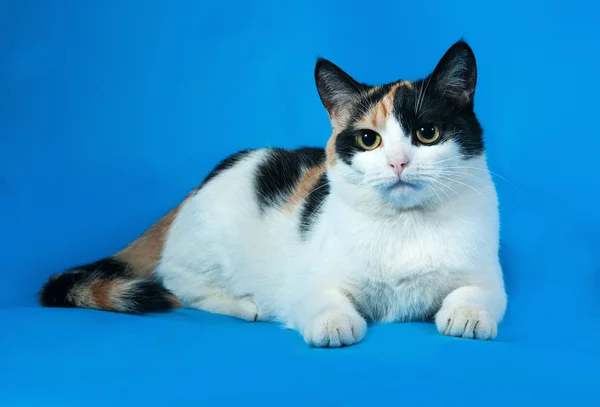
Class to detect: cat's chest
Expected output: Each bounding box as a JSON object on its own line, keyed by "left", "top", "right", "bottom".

{"left": 351, "top": 269, "right": 458, "bottom": 322}
{"left": 347, "top": 215, "right": 477, "bottom": 275}
{"left": 340, "top": 216, "right": 476, "bottom": 322}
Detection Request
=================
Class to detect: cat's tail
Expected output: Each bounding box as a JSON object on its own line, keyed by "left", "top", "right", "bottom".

{"left": 38, "top": 206, "right": 184, "bottom": 314}
{"left": 38, "top": 257, "right": 182, "bottom": 313}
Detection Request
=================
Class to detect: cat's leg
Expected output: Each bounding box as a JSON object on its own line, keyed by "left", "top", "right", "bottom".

{"left": 435, "top": 265, "right": 507, "bottom": 340}
{"left": 188, "top": 288, "right": 259, "bottom": 322}
{"left": 290, "top": 244, "right": 367, "bottom": 348}
{"left": 159, "top": 264, "right": 259, "bottom": 321}
{"left": 293, "top": 287, "right": 367, "bottom": 348}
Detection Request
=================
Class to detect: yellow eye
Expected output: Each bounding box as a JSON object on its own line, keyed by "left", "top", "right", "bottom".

{"left": 356, "top": 130, "right": 382, "bottom": 151}
{"left": 416, "top": 125, "right": 441, "bottom": 144}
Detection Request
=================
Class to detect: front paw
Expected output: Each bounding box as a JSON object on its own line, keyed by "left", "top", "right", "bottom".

{"left": 303, "top": 310, "right": 367, "bottom": 348}
{"left": 435, "top": 307, "right": 497, "bottom": 340}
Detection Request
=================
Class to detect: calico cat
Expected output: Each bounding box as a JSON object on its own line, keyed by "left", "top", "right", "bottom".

{"left": 39, "top": 40, "right": 507, "bottom": 347}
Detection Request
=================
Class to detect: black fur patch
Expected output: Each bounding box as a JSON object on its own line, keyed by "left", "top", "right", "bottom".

{"left": 76, "top": 257, "right": 131, "bottom": 276}
{"left": 299, "top": 173, "right": 330, "bottom": 237}
{"left": 393, "top": 79, "right": 483, "bottom": 156}
{"left": 254, "top": 147, "right": 325, "bottom": 213}
{"left": 197, "top": 149, "right": 254, "bottom": 190}
{"left": 38, "top": 257, "right": 178, "bottom": 314}
{"left": 123, "top": 280, "right": 178, "bottom": 313}
{"left": 335, "top": 128, "right": 362, "bottom": 166}
{"left": 38, "top": 270, "right": 92, "bottom": 308}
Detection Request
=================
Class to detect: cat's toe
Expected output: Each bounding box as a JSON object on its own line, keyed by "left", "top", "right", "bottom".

{"left": 435, "top": 306, "right": 497, "bottom": 340}
{"left": 303, "top": 310, "right": 367, "bottom": 348}
{"left": 236, "top": 297, "right": 259, "bottom": 322}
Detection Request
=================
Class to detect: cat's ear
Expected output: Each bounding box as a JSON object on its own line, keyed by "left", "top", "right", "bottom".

{"left": 431, "top": 40, "right": 477, "bottom": 105}
{"left": 315, "top": 58, "right": 364, "bottom": 119}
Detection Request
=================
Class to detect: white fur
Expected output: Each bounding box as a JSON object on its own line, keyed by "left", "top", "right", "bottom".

{"left": 156, "top": 116, "right": 506, "bottom": 346}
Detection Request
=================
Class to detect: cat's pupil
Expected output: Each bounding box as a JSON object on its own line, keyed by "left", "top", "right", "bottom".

{"left": 420, "top": 127, "right": 436, "bottom": 140}
{"left": 362, "top": 132, "right": 377, "bottom": 146}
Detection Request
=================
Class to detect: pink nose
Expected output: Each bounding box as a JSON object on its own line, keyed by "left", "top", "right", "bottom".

{"left": 388, "top": 157, "right": 409, "bottom": 177}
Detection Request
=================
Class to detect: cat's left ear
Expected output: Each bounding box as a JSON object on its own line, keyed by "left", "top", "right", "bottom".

{"left": 315, "top": 58, "right": 365, "bottom": 122}
{"left": 431, "top": 40, "right": 477, "bottom": 105}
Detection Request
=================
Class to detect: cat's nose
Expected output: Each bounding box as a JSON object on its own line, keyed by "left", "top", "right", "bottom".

{"left": 388, "top": 158, "right": 409, "bottom": 177}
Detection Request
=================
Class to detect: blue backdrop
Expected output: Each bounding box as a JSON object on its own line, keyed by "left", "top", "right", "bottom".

{"left": 1, "top": 1, "right": 599, "bottom": 405}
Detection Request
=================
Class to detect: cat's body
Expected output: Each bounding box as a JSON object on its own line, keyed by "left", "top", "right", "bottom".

{"left": 161, "top": 147, "right": 501, "bottom": 326}
{"left": 39, "top": 40, "right": 507, "bottom": 347}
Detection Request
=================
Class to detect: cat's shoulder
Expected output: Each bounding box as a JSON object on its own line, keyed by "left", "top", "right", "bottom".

{"left": 193, "top": 146, "right": 328, "bottom": 214}
{"left": 198, "top": 147, "right": 326, "bottom": 188}
{"left": 196, "top": 148, "right": 258, "bottom": 190}
{"left": 254, "top": 147, "right": 326, "bottom": 213}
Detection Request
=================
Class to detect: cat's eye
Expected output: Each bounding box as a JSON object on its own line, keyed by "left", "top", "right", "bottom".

{"left": 416, "top": 125, "right": 441, "bottom": 144}
{"left": 356, "top": 130, "right": 382, "bottom": 151}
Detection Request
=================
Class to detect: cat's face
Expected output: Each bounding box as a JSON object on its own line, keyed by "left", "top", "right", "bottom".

{"left": 316, "top": 40, "right": 484, "bottom": 209}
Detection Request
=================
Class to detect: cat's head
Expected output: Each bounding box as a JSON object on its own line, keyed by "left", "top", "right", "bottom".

{"left": 315, "top": 40, "right": 486, "bottom": 210}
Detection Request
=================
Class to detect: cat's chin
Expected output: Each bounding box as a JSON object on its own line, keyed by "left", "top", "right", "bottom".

{"left": 378, "top": 181, "right": 428, "bottom": 209}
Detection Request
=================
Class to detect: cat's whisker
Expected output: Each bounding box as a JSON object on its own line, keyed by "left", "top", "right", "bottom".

{"left": 420, "top": 165, "right": 519, "bottom": 191}
{"left": 414, "top": 82, "right": 419, "bottom": 114}
{"left": 419, "top": 169, "right": 508, "bottom": 202}
{"left": 429, "top": 179, "right": 454, "bottom": 202}
{"left": 416, "top": 80, "right": 424, "bottom": 115}
{"left": 415, "top": 80, "right": 424, "bottom": 115}
{"left": 426, "top": 156, "right": 462, "bottom": 166}
{"left": 424, "top": 181, "right": 446, "bottom": 206}
{"left": 417, "top": 75, "right": 433, "bottom": 117}
{"left": 439, "top": 166, "right": 517, "bottom": 188}
{"left": 435, "top": 174, "right": 491, "bottom": 204}
{"left": 421, "top": 176, "right": 460, "bottom": 200}
{"left": 423, "top": 184, "right": 439, "bottom": 206}
{"left": 435, "top": 169, "right": 489, "bottom": 183}
{"left": 427, "top": 154, "right": 480, "bottom": 166}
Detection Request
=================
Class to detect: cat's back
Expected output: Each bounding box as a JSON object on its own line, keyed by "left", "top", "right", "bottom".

{"left": 163, "top": 146, "right": 328, "bottom": 264}
{"left": 190, "top": 146, "right": 327, "bottom": 214}
{"left": 159, "top": 146, "right": 329, "bottom": 315}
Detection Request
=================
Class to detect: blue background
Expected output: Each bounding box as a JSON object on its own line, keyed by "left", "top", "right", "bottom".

{"left": 1, "top": 0, "right": 599, "bottom": 405}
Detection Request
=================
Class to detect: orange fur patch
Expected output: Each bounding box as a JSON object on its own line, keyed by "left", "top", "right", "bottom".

{"left": 362, "top": 81, "right": 415, "bottom": 130}
{"left": 401, "top": 80, "right": 414, "bottom": 89}
{"left": 114, "top": 196, "right": 188, "bottom": 277}
{"left": 283, "top": 163, "right": 326, "bottom": 211}
{"left": 380, "top": 82, "right": 401, "bottom": 121}
{"left": 90, "top": 279, "right": 115, "bottom": 311}
{"left": 169, "top": 295, "right": 184, "bottom": 309}
{"left": 325, "top": 132, "right": 338, "bottom": 166}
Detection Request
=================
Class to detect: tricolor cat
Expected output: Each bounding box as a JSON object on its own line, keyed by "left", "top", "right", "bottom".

{"left": 40, "top": 40, "right": 507, "bottom": 347}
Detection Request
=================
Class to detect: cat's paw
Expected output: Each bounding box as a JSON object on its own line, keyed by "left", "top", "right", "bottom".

{"left": 303, "top": 311, "right": 367, "bottom": 348}
{"left": 236, "top": 297, "right": 260, "bottom": 322}
{"left": 435, "top": 306, "right": 497, "bottom": 340}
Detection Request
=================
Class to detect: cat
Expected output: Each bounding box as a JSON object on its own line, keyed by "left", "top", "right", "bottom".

{"left": 39, "top": 39, "right": 507, "bottom": 347}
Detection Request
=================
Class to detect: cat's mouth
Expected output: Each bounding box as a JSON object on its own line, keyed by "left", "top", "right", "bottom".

{"left": 373, "top": 177, "right": 424, "bottom": 196}
{"left": 386, "top": 179, "right": 420, "bottom": 191}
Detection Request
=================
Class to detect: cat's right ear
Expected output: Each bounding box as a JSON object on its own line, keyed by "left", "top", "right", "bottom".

{"left": 315, "top": 58, "right": 364, "bottom": 121}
